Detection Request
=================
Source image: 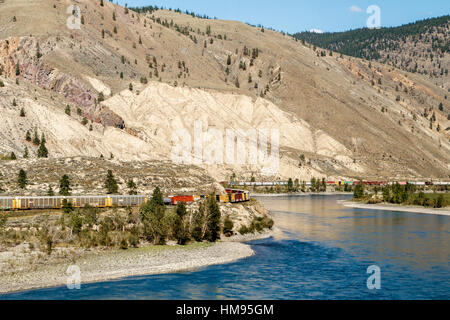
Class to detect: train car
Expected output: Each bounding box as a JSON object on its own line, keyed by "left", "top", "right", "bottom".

{"left": 171, "top": 195, "right": 195, "bottom": 205}
{"left": 0, "top": 197, "right": 13, "bottom": 210}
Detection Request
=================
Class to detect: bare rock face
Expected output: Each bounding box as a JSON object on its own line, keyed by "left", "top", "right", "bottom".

{"left": 0, "top": 37, "right": 124, "bottom": 128}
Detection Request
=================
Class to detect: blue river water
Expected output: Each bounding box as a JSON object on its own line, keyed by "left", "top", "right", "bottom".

{"left": 1, "top": 195, "right": 449, "bottom": 300}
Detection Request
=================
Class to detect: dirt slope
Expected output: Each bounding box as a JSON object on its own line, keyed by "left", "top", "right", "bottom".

{"left": 0, "top": 0, "right": 449, "bottom": 181}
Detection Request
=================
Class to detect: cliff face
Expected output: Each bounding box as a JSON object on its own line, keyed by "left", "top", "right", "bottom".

{"left": 0, "top": 0, "right": 449, "bottom": 180}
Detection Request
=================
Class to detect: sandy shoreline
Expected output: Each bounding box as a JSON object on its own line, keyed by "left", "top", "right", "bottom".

{"left": 0, "top": 230, "right": 273, "bottom": 295}
{"left": 342, "top": 201, "right": 450, "bottom": 216}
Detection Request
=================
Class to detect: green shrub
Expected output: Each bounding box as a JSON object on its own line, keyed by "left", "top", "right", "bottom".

{"left": 120, "top": 238, "right": 128, "bottom": 250}
{"left": 223, "top": 216, "right": 234, "bottom": 237}
{"left": 238, "top": 225, "right": 250, "bottom": 235}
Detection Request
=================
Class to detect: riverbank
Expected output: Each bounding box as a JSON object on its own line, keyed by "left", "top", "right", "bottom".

{"left": 0, "top": 230, "right": 273, "bottom": 294}
{"left": 342, "top": 201, "right": 450, "bottom": 216}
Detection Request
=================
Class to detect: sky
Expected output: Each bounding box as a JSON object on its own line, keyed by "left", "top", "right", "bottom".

{"left": 115, "top": 0, "right": 450, "bottom": 33}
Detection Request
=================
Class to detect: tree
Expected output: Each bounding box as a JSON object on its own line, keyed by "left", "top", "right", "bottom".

{"left": 32, "top": 130, "right": 40, "bottom": 145}
{"left": 139, "top": 187, "right": 167, "bottom": 245}
{"left": 65, "top": 105, "right": 71, "bottom": 116}
{"left": 353, "top": 181, "right": 365, "bottom": 199}
{"left": 18, "top": 169, "right": 28, "bottom": 189}
{"left": 191, "top": 202, "right": 206, "bottom": 242}
{"left": 23, "top": 147, "right": 29, "bottom": 158}
{"left": 287, "top": 178, "right": 294, "bottom": 192}
{"left": 15, "top": 63, "right": 20, "bottom": 76}
{"left": 98, "top": 92, "right": 105, "bottom": 103}
{"left": 25, "top": 130, "right": 31, "bottom": 141}
{"left": 20, "top": 108, "right": 25, "bottom": 117}
{"left": 173, "top": 202, "right": 190, "bottom": 245}
{"left": 47, "top": 185, "right": 55, "bottom": 196}
{"left": 127, "top": 179, "right": 137, "bottom": 195}
{"left": 37, "top": 139, "right": 48, "bottom": 158}
{"left": 205, "top": 195, "right": 221, "bottom": 242}
{"left": 227, "top": 55, "right": 231, "bottom": 65}
{"left": 59, "top": 175, "right": 71, "bottom": 196}
{"left": 129, "top": 83, "right": 133, "bottom": 91}
{"left": 100, "top": 0, "right": 104, "bottom": 6}
{"left": 104, "top": 170, "right": 118, "bottom": 194}
{"left": 436, "top": 195, "right": 446, "bottom": 208}
{"left": 10, "top": 152, "right": 16, "bottom": 160}
{"left": 12, "top": 98, "right": 17, "bottom": 106}
{"left": 382, "top": 186, "right": 390, "bottom": 202}
{"left": 223, "top": 216, "right": 234, "bottom": 237}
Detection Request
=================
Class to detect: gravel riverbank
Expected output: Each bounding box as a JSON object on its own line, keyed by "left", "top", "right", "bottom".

{"left": 0, "top": 231, "right": 273, "bottom": 294}
{"left": 342, "top": 201, "right": 450, "bottom": 216}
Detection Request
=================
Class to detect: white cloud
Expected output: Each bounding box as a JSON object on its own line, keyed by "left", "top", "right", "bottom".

{"left": 309, "top": 29, "right": 323, "bottom": 34}
{"left": 349, "top": 5, "right": 363, "bottom": 13}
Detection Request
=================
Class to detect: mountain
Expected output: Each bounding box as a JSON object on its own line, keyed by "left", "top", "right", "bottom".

{"left": 294, "top": 16, "right": 450, "bottom": 87}
{"left": 0, "top": 0, "right": 449, "bottom": 184}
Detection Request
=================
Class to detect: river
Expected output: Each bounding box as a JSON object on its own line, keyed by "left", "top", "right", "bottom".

{"left": 2, "top": 195, "right": 449, "bottom": 299}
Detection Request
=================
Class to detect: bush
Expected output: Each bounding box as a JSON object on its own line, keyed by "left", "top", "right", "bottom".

{"left": 120, "top": 238, "right": 128, "bottom": 250}
{"left": 223, "top": 216, "right": 234, "bottom": 237}
{"left": 238, "top": 225, "right": 250, "bottom": 235}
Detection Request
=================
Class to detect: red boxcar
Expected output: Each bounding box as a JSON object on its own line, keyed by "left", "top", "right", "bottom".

{"left": 235, "top": 193, "right": 243, "bottom": 202}
{"left": 171, "top": 196, "right": 195, "bottom": 205}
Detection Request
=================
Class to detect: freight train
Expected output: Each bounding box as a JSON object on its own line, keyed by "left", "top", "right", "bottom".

{"left": 226, "top": 181, "right": 450, "bottom": 187}
{"left": 0, "top": 189, "right": 249, "bottom": 211}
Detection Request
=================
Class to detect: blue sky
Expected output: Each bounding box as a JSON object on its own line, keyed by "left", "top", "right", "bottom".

{"left": 116, "top": 0, "right": 450, "bottom": 33}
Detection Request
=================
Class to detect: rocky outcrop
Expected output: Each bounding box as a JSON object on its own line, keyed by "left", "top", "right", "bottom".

{"left": 0, "top": 36, "right": 124, "bottom": 127}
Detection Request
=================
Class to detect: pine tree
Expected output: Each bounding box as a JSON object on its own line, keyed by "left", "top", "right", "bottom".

{"left": 25, "top": 130, "right": 31, "bottom": 141}
{"left": 287, "top": 178, "right": 293, "bottom": 191}
{"left": 12, "top": 98, "right": 17, "bottom": 106}
{"left": 174, "top": 201, "right": 189, "bottom": 245}
{"left": 100, "top": 0, "right": 104, "bottom": 7}
{"left": 37, "top": 139, "right": 48, "bottom": 158}
{"left": 104, "top": 170, "right": 118, "bottom": 194}
{"left": 59, "top": 175, "right": 71, "bottom": 196}
{"left": 129, "top": 83, "right": 133, "bottom": 91}
{"left": 32, "top": 130, "right": 40, "bottom": 145}
{"left": 23, "top": 146, "right": 29, "bottom": 158}
{"left": 205, "top": 196, "right": 221, "bottom": 242}
{"left": 10, "top": 152, "right": 16, "bottom": 160}
{"left": 139, "top": 187, "right": 167, "bottom": 245}
{"left": 15, "top": 63, "right": 20, "bottom": 76}
{"left": 20, "top": 108, "right": 25, "bottom": 117}
{"left": 191, "top": 202, "right": 206, "bottom": 242}
{"left": 127, "top": 179, "right": 137, "bottom": 195}
{"left": 227, "top": 55, "right": 231, "bottom": 65}
{"left": 65, "top": 105, "right": 71, "bottom": 116}
{"left": 47, "top": 185, "right": 55, "bottom": 196}
{"left": 18, "top": 169, "right": 28, "bottom": 189}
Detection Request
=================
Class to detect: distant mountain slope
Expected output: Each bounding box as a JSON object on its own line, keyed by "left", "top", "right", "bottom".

{"left": 0, "top": 0, "right": 449, "bottom": 180}
{"left": 294, "top": 16, "right": 450, "bottom": 87}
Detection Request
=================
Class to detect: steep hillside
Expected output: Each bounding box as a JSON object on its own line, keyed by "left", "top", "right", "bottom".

{"left": 0, "top": 0, "right": 449, "bottom": 182}
{"left": 294, "top": 16, "right": 450, "bottom": 88}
